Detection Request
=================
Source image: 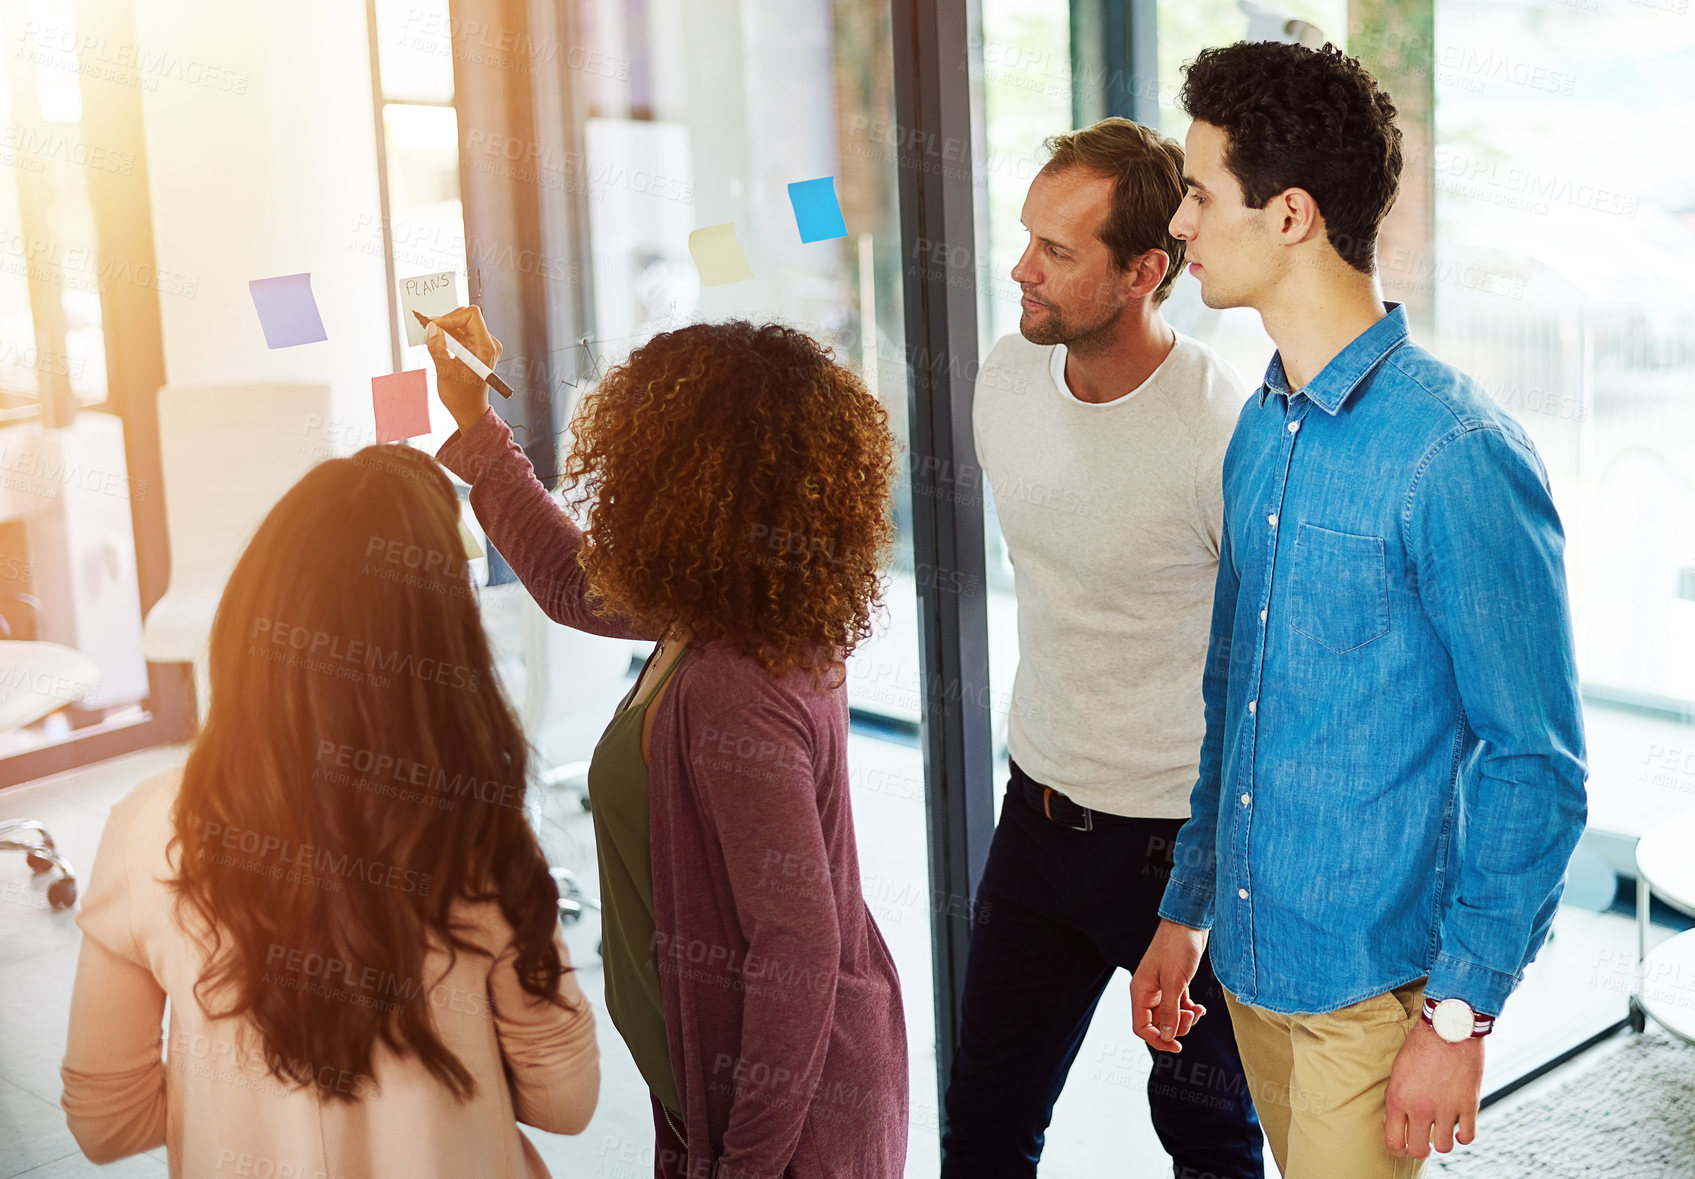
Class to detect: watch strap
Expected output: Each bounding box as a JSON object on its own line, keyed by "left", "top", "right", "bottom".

{"left": 1421, "top": 996, "right": 1494, "bottom": 1038}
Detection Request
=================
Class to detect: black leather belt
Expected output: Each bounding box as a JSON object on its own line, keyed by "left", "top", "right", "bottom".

{"left": 1013, "top": 766, "right": 1127, "bottom": 832}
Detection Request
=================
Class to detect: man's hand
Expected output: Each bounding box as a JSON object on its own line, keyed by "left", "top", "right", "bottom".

{"left": 1384, "top": 1019, "right": 1484, "bottom": 1158}
{"left": 423, "top": 305, "right": 501, "bottom": 433}
{"left": 1129, "top": 919, "right": 1209, "bottom": 1052}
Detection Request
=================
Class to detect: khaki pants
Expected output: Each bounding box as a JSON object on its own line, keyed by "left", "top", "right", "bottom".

{"left": 1223, "top": 981, "right": 1428, "bottom": 1179}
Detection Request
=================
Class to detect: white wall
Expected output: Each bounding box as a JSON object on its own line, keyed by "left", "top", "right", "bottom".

{"left": 132, "top": 0, "right": 390, "bottom": 439}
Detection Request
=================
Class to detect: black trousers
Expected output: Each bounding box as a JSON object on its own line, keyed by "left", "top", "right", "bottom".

{"left": 940, "top": 761, "right": 1264, "bottom": 1179}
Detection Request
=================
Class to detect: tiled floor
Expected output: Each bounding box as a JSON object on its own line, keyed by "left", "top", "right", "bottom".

{"left": 0, "top": 731, "right": 947, "bottom": 1179}
{"left": 1, "top": 707, "right": 1690, "bottom": 1176}
{"left": 0, "top": 744, "right": 184, "bottom": 1179}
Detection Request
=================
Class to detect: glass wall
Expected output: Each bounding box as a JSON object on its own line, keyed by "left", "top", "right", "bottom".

{"left": 972, "top": 0, "right": 1074, "bottom": 789}
{"left": 968, "top": 0, "right": 1694, "bottom": 1169}
{"left": 1417, "top": 0, "right": 1695, "bottom": 1080}
{"left": 1153, "top": 0, "right": 1347, "bottom": 382}
{"left": 1423, "top": 0, "right": 1695, "bottom": 713}
{"left": 445, "top": 1, "right": 938, "bottom": 1171}
{"left": 2, "top": 0, "right": 1689, "bottom": 1174}
{"left": 371, "top": 0, "right": 470, "bottom": 454}
{"left": 0, "top": 0, "right": 154, "bottom": 769}
{"left": 0, "top": 0, "right": 112, "bottom": 413}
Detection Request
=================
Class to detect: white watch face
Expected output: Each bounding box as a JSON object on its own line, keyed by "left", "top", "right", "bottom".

{"left": 1432, "top": 998, "right": 1474, "bottom": 1042}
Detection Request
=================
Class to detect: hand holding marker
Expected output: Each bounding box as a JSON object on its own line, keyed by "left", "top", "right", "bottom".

{"left": 420, "top": 305, "right": 509, "bottom": 434}
{"left": 411, "top": 179, "right": 844, "bottom": 417}
{"left": 415, "top": 308, "right": 514, "bottom": 399}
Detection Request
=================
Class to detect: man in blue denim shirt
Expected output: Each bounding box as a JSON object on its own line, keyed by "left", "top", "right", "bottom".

{"left": 1130, "top": 42, "right": 1587, "bottom": 1178}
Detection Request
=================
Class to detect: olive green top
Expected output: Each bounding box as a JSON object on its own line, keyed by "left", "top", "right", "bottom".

{"left": 585, "top": 645, "right": 687, "bottom": 1120}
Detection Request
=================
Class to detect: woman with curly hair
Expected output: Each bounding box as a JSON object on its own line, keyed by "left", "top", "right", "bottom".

{"left": 60, "top": 443, "right": 599, "bottom": 1176}
{"left": 425, "top": 308, "right": 908, "bottom": 1178}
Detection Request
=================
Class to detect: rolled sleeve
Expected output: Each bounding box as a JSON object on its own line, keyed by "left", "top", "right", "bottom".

{"left": 1157, "top": 878, "right": 1216, "bottom": 931}
{"left": 1425, "top": 952, "right": 1517, "bottom": 1019}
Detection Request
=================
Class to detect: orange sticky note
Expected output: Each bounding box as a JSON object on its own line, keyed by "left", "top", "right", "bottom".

{"left": 372, "top": 370, "right": 431, "bottom": 442}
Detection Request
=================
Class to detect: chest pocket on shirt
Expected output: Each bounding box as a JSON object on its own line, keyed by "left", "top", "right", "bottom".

{"left": 1288, "top": 523, "right": 1390, "bottom": 654}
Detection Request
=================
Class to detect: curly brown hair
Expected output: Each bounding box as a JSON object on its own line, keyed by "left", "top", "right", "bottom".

{"left": 560, "top": 320, "right": 896, "bottom": 685}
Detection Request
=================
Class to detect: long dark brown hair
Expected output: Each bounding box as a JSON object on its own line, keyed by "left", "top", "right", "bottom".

{"left": 168, "top": 443, "right": 566, "bottom": 1103}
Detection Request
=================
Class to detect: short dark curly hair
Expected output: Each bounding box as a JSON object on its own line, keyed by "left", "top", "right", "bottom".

{"left": 560, "top": 320, "right": 896, "bottom": 685}
{"left": 1178, "top": 41, "right": 1402, "bottom": 273}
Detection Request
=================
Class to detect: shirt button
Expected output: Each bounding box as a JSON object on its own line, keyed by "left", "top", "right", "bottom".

{"left": 1241, "top": 793, "right": 1251, "bottom": 806}
{"left": 1268, "top": 513, "right": 1278, "bottom": 527}
{"left": 1259, "top": 608, "right": 1268, "bottom": 623}
{"left": 1238, "top": 888, "right": 1249, "bottom": 900}
{"left": 1288, "top": 420, "right": 1300, "bottom": 433}
{"left": 1248, "top": 700, "right": 1257, "bottom": 714}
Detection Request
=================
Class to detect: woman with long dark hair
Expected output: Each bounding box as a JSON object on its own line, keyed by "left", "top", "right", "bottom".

{"left": 61, "top": 443, "right": 598, "bottom": 1175}
{"left": 424, "top": 308, "right": 908, "bottom": 1178}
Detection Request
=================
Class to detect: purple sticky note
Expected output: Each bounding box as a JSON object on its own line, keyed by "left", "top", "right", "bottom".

{"left": 372, "top": 370, "right": 431, "bottom": 442}
{"left": 248, "top": 273, "right": 328, "bottom": 348}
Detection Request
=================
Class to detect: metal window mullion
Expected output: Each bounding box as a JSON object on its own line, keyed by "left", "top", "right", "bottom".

{"left": 890, "top": 0, "right": 996, "bottom": 1139}
{"left": 366, "top": 0, "right": 404, "bottom": 375}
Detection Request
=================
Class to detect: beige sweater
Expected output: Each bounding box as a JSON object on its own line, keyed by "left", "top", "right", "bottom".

{"left": 60, "top": 767, "right": 599, "bottom": 1178}
{"left": 973, "top": 331, "right": 1248, "bottom": 817}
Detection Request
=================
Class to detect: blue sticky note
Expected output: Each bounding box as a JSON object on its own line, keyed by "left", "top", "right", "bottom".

{"left": 248, "top": 273, "right": 328, "bottom": 348}
{"left": 787, "top": 177, "right": 848, "bottom": 244}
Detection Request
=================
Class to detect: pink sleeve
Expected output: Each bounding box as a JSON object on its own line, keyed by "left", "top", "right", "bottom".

{"left": 489, "top": 926, "right": 601, "bottom": 1135}
{"left": 683, "top": 698, "right": 840, "bottom": 1178}
{"left": 435, "top": 407, "right": 655, "bottom": 641}
{"left": 60, "top": 806, "right": 168, "bottom": 1162}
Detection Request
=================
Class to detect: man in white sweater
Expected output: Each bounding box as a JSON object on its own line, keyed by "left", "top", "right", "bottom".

{"left": 941, "top": 118, "right": 1262, "bottom": 1178}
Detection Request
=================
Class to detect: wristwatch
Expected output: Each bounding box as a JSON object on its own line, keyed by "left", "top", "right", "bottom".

{"left": 1422, "top": 996, "right": 1495, "bottom": 1042}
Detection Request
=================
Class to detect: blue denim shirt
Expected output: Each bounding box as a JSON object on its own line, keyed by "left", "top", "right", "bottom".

{"left": 1158, "top": 305, "right": 1587, "bottom": 1019}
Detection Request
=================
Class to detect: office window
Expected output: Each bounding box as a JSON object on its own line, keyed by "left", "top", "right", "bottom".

{"left": 0, "top": 0, "right": 160, "bottom": 773}
{"left": 434, "top": 1, "right": 936, "bottom": 1170}
{"left": 967, "top": 0, "right": 1693, "bottom": 1163}
{"left": 0, "top": 0, "right": 115, "bottom": 417}
{"left": 1415, "top": 0, "right": 1695, "bottom": 1076}
{"left": 367, "top": 0, "right": 468, "bottom": 455}
{"left": 1422, "top": 0, "right": 1695, "bottom": 714}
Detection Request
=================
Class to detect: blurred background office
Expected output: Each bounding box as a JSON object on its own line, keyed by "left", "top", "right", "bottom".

{"left": 0, "top": 0, "right": 1692, "bottom": 1175}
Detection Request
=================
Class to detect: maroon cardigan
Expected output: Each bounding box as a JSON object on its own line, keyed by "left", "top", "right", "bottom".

{"left": 437, "top": 410, "right": 908, "bottom": 1178}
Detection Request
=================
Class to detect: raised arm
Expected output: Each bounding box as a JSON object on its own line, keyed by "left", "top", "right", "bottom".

{"left": 424, "top": 303, "right": 653, "bottom": 641}
{"left": 435, "top": 407, "right": 652, "bottom": 640}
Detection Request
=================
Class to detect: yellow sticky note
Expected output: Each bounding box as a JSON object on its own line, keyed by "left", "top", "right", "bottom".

{"left": 458, "top": 517, "right": 483, "bottom": 559}
{"left": 688, "top": 222, "right": 754, "bottom": 287}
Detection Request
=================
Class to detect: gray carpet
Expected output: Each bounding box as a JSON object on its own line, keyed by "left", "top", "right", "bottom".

{"left": 1430, "top": 1029, "right": 1695, "bottom": 1177}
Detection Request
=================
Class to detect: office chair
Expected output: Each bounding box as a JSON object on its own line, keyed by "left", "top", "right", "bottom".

{"left": 490, "top": 573, "right": 631, "bottom": 947}
{"left": 0, "top": 819, "right": 76, "bottom": 910}
{"left": 142, "top": 382, "right": 336, "bottom": 723}
{"left": 0, "top": 591, "right": 87, "bottom": 909}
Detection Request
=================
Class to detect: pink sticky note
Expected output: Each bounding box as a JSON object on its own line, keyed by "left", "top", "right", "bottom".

{"left": 372, "top": 370, "right": 431, "bottom": 442}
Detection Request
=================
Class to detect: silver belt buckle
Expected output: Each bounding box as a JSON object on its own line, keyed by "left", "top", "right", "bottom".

{"left": 1042, "top": 785, "right": 1092, "bottom": 831}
